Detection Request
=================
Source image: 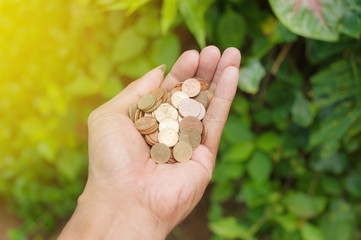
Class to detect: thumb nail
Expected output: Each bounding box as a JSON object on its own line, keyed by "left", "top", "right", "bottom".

{"left": 157, "top": 64, "right": 166, "bottom": 74}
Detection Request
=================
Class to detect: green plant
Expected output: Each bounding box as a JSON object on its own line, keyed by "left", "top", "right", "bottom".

{"left": 1, "top": 0, "right": 361, "bottom": 239}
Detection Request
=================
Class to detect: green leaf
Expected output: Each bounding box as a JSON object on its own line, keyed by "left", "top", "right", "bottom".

{"left": 212, "top": 161, "right": 245, "bottom": 182}
{"left": 344, "top": 172, "right": 361, "bottom": 197}
{"left": 241, "top": 180, "right": 271, "bottom": 208}
{"left": 256, "top": 131, "right": 282, "bottom": 153}
{"left": 238, "top": 59, "right": 266, "bottom": 94}
{"left": 247, "top": 151, "right": 272, "bottom": 183}
{"left": 320, "top": 176, "right": 341, "bottom": 196}
{"left": 301, "top": 222, "right": 323, "bottom": 240}
{"left": 283, "top": 192, "right": 327, "bottom": 218}
{"left": 311, "top": 152, "right": 347, "bottom": 175}
{"left": 161, "top": 0, "right": 178, "bottom": 34}
{"left": 269, "top": 0, "right": 343, "bottom": 41}
{"left": 223, "top": 115, "right": 255, "bottom": 143}
{"left": 274, "top": 214, "right": 298, "bottom": 232}
{"left": 179, "top": 0, "right": 206, "bottom": 48}
{"left": 271, "top": 22, "right": 298, "bottom": 43}
{"left": 320, "top": 199, "right": 356, "bottom": 240}
{"left": 338, "top": 0, "right": 361, "bottom": 39}
{"left": 209, "top": 217, "right": 246, "bottom": 239}
{"left": 223, "top": 141, "right": 255, "bottom": 162}
{"left": 216, "top": 9, "right": 246, "bottom": 50}
{"left": 292, "top": 91, "right": 314, "bottom": 127}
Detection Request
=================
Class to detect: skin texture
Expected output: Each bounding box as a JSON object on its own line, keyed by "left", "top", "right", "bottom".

{"left": 58, "top": 46, "right": 241, "bottom": 240}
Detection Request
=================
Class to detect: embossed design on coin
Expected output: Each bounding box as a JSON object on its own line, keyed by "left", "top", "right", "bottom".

{"left": 181, "top": 78, "right": 201, "bottom": 97}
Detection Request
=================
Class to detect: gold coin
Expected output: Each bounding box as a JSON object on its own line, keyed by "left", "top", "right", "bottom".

{"left": 197, "top": 102, "right": 206, "bottom": 120}
{"left": 181, "top": 78, "right": 201, "bottom": 97}
{"left": 178, "top": 99, "right": 201, "bottom": 118}
{"left": 128, "top": 103, "right": 138, "bottom": 122}
{"left": 158, "top": 128, "right": 179, "bottom": 147}
{"left": 144, "top": 98, "right": 162, "bottom": 113}
{"left": 171, "top": 91, "right": 189, "bottom": 109}
{"left": 150, "top": 88, "right": 165, "bottom": 101}
{"left": 138, "top": 93, "right": 155, "bottom": 111}
{"left": 201, "top": 124, "right": 207, "bottom": 144}
{"left": 154, "top": 103, "right": 178, "bottom": 122}
{"left": 193, "top": 91, "right": 208, "bottom": 108}
{"left": 173, "top": 141, "right": 193, "bottom": 162}
{"left": 179, "top": 127, "right": 201, "bottom": 149}
{"left": 159, "top": 118, "right": 179, "bottom": 132}
{"left": 196, "top": 77, "right": 209, "bottom": 91}
{"left": 151, "top": 143, "right": 171, "bottom": 164}
{"left": 180, "top": 116, "right": 203, "bottom": 134}
{"left": 134, "top": 116, "right": 157, "bottom": 134}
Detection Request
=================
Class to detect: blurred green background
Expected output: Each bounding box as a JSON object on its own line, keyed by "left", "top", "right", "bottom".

{"left": 0, "top": 0, "right": 361, "bottom": 239}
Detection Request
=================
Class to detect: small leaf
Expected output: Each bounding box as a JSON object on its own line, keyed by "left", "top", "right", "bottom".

{"left": 216, "top": 9, "right": 246, "bottom": 50}
{"left": 301, "top": 222, "right": 323, "bottom": 240}
{"left": 283, "top": 192, "right": 327, "bottom": 218}
{"left": 209, "top": 217, "right": 246, "bottom": 239}
{"left": 223, "top": 141, "right": 255, "bottom": 162}
{"left": 292, "top": 91, "right": 314, "bottom": 127}
{"left": 256, "top": 131, "right": 282, "bottom": 153}
{"left": 247, "top": 151, "right": 272, "bottom": 183}
{"left": 344, "top": 172, "right": 361, "bottom": 197}
{"left": 238, "top": 59, "right": 266, "bottom": 94}
{"left": 161, "top": 0, "right": 178, "bottom": 34}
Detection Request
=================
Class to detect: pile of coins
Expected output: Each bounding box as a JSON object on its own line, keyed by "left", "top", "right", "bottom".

{"left": 129, "top": 78, "right": 214, "bottom": 164}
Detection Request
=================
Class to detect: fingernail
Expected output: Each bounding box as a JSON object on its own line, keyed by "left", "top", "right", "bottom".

{"left": 157, "top": 64, "right": 166, "bottom": 74}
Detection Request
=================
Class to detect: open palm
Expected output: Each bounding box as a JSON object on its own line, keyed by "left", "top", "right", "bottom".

{"left": 69, "top": 46, "right": 240, "bottom": 238}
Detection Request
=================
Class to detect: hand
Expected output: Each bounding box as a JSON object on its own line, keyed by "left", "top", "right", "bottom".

{"left": 59, "top": 46, "right": 241, "bottom": 239}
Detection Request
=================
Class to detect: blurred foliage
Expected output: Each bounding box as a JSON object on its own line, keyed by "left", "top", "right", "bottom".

{"left": 1, "top": 0, "right": 361, "bottom": 239}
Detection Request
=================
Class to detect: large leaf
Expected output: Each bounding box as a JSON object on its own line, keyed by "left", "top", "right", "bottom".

{"left": 179, "top": 0, "right": 206, "bottom": 47}
{"left": 238, "top": 59, "right": 266, "bottom": 94}
{"left": 310, "top": 59, "right": 361, "bottom": 155}
{"left": 216, "top": 9, "right": 247, "bottom": 50}
{"left": 269, "top": 0, "right": 343, "bottom": 41}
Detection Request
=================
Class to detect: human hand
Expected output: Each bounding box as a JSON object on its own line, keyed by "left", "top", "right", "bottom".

{"left": 59, "top": 46, "right": 241, "bottom": 239}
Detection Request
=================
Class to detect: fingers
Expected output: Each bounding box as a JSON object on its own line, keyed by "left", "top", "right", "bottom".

{"left": 195, "top": 46, "right": 221, "bottom": 82}
{"left": 161, "top": 50, "right": 199, "bottom": 90}
{"left": 93, "top": 66, "right": 166, "bottom": 116}
{"left": 203, "top": 66, "right": 239, "bottom": 155}
{"left": 210, "top": 47, "right": 241, "bottom": 91}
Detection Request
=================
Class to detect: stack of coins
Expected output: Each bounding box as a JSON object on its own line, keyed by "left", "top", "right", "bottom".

{"left": 129, "top": 78, "right": 214, "bottom": 164}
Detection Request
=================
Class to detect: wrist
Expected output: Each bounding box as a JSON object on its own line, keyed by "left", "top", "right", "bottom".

{"left": 59, "top": 185, "right": 169, "bottom": 239}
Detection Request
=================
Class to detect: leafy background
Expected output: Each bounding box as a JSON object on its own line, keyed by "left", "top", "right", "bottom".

{"left": 0, "top": 0, "right": 360, "bottom": 239}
